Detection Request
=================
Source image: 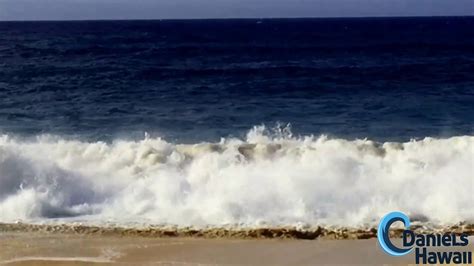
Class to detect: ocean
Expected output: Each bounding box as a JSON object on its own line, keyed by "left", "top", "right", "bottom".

{"left": 0, "top": 17, "right": 473, "bottom": 229}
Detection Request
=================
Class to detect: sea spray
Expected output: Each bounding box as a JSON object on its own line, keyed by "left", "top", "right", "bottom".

{"left": 0, "top": 126, "right": 472, "bottom": 228}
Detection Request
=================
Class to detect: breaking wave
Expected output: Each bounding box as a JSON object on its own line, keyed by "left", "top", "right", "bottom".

{"left": 0, "top": 125, "right": 472, "bottom": 228}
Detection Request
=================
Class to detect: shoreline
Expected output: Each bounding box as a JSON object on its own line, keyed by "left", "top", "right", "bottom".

{"left": 1, "top": 222, "right": 473, "bottom": 240}
{"left": 1, "top": 231, "right": 472, "bottom": 265}
{"left": 0, "top": 232, "right": 410, "bottom": 265}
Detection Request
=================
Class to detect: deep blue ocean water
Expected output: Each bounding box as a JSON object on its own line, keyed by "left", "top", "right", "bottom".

{"left": 1, "top": 17, "right": 473, "bottom": 142}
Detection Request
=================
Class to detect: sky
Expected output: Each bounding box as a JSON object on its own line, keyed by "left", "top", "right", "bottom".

{"left": 0, "top": 0, "right": 473, "bottom": 21}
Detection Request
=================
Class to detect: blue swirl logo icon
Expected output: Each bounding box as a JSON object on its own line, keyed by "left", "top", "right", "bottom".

{"left": 377, "top": 211, "right": 413, "bottom": 256}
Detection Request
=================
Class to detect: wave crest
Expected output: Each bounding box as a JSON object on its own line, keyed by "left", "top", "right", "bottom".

{"left": 0, "top": 127, "right": 472, "bottom": 227}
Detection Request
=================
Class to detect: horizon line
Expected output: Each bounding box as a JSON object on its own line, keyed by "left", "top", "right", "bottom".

{"left": 0, "top": 14, "right": 473, "bottom": 23}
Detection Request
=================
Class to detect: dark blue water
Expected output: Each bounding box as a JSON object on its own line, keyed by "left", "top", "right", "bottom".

{"left": 0, "top": 17, "right": 473, "bottom": 142}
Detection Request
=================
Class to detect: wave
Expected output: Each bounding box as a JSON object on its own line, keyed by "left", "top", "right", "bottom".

{"left": 0, "top": 125, "right": 472, "bottom": 228}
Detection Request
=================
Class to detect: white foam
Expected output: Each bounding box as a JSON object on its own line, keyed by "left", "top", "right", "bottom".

{"left": 0, "top": 126, "right": 472, "bottom": 228}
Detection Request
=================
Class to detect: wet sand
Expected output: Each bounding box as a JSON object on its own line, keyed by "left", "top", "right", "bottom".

{"left": 0, "top": 232, "right": 420, "bottom": 266}
{"left": 0, "top": 224, "right": 472, "bottom": 266}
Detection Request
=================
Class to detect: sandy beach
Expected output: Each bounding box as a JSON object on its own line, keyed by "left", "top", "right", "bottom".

{"left": 1, "top": 223, "right": 473, "bottom": 265}
{"left": 0, "top": 232, "right": 418, "bottom": 266}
